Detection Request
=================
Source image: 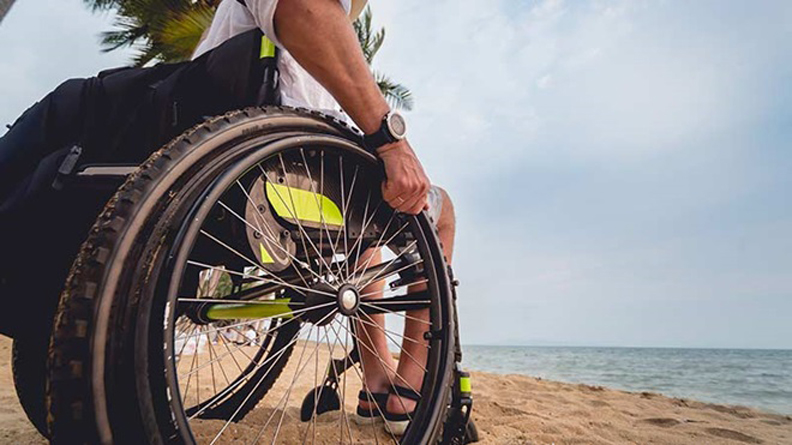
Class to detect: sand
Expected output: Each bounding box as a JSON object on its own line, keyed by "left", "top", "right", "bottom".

{"left": 0, "top": 337, "right": 47, "bottom": 445}
{"left": 1, "top": 335, "right": 790, "bottom": 444}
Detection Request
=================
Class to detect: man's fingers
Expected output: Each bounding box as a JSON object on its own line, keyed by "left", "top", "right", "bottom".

{"left": 381, "top": 180, "right": 407, "bottom": 204}
{"left": 396, "top": 189, "right": 428, "bottom": 214}
{"left": 405, "top": 196, "right": 428, "bottom": 215}
{"left": 381, "top": 172, "right": 431, "bottom": 214}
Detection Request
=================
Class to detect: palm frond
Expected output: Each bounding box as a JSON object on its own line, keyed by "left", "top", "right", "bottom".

{"left": 99, "top": 22, "right": 149, "bottom": 52}
{"left": 83, "top": 0, "right": 119, "bottom": 12}
{"left": 353, "top": 6, "right": 385, "bottom": 64}
{"left": 158, "top": 4, "right": 215, "bottom": 62}
{"left": 131, "top": 42, "right": 161, "bottom": 67}
{"left": 375, "top": 71, "right": 414, "bottom": 111}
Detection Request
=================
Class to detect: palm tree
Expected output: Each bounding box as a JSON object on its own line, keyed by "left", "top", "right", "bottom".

{"left": 0, "top": 0, "right": 16, "bottom": 24}
{"left": 84, "top": 1, "right": 413, "bottom": 110}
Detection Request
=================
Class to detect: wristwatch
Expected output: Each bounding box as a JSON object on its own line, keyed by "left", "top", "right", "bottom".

{"left": 363, "top": 111, "right": 407, "bottom": 154}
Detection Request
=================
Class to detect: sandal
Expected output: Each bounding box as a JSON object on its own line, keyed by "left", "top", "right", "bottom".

{"left": 354, "top": 390, "right": 389, "bottom": 425}
{"left": 384, "top": 385, "right": 421, "bottom": 436}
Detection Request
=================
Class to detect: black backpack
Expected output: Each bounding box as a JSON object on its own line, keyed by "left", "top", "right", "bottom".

{"left": 0, "top": 28, "right": 279, "bottom": 338}
{"left": 0, "top": 28, "right": 278, "bottom": 210}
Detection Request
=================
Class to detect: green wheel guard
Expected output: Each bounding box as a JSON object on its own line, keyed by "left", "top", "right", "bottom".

{"left": 204, "top": 298, "right": 294, "bottom": 321}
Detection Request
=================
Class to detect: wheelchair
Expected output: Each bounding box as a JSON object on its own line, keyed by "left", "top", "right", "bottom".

{"left": 6, "top": 105, "right": 476, "bottom": 444}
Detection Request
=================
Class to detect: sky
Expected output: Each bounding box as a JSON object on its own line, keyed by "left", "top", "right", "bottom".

{"left": 1, "top": 0, "right": 790, "bottom": 349}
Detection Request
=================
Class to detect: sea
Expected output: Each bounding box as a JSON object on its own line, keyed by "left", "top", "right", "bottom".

{"left": 462, "top": 345, "right": 792, "bottom": 415}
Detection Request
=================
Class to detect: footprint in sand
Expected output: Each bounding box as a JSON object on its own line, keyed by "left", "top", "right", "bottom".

{"left": 707, "top": 404, "right": 756, "bottom": 419}
{"left": 491, "top": 401, "right": 528, "bottom": 417}
{"left": 588, "top": 400, "right": 609, "bottom": 408}
{"left": 640, "top": 418, "right": 681, "bottom": 428}
{"left": 705, "top": 427, "right": 763, "bottom": 444}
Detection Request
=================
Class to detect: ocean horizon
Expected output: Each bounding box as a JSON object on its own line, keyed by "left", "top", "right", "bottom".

{"left": 461, "top": 344, "right": 792, "bottom": 415}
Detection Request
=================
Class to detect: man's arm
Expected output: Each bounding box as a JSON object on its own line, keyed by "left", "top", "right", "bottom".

{"left": 273, "top": 0, "right": 430, "bottom": 215}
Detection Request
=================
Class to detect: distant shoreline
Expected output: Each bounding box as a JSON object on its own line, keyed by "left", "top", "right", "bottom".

{"left": 462, "top": 344, "right": 792, "bottom": 416}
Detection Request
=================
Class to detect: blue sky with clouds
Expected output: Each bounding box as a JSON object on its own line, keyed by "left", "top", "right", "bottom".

{"left": 2, "top": 0, "right": 790, "bottom": 349}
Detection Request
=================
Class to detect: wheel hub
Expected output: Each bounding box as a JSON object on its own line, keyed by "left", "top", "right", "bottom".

{"left": 299, "top": 282, "right": 362, "bottom": 325}
{"left": 336, "top": 284, "right": 360, "bottom": 316}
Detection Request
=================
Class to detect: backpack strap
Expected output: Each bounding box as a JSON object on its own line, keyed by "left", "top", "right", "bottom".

{"left": 231, "top": 0, "right": 280, "bottom": 105}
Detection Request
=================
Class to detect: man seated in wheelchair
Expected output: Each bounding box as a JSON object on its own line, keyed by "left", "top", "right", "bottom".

{"left": 0, "top": 0, "right": 463, "bottom": 440}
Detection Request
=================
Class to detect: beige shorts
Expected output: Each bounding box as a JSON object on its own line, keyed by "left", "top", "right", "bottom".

{"left": 426, "top": 185, "right": 444, "bottom": 226}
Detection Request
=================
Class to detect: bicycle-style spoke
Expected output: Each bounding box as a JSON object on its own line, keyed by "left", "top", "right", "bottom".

{"left": 346, "top": 215, "right": 403, "bottom": 282}
{"left": 181, "top": 328, "right": 202, "bottom": 404}
{"left": 348, "top": 223, "right": 414, "bottom": 289}
{"left": 355, "top": 313, "right": 428, "bottom": 349}
{"left": 235, "top": 177, "right": 328, "bottom": 285}
{"left": 259, "top": 325, "right": 323, "bottom": 445}
{"left": 358, "top": 278, "right": 429, "bottom": 299}
{"left": 297, "top": 320, "right": 348, "bottom": 444}
{"left": 210, "top": 309, "right": 329, "bottom": 444}
{"left": 260, "top": 159, "right": 337, "bottom": 280}
{"left": 186, "top": 259, "right": 334, "bottom": 298}
{"left": 323, "top": 322, "right": 399, "bottom": 445}
{"left": 359, "top": 302, "right": 432, "bottom": 326}
{"left": 177, "top": 297, "right": 304, "bottom": 306}
{"left": 261, "top": 160, "right": 329, "bottom": 280}
{"left": 205, "top": 334, "right": 300, "bottom": 443}
{"left": 341, "top": 165, "right": 359, "bottom": 280}
{"left": 204, "top": 330, "right": 220, "bottom": 396}
{"left": 175, "top": 323, "right": 200, "bottom": 362}
{"left": 345, "top": 192, "right": 382, "bottom": 284}
{"left": 329, "top": 159, "right": 358, "bottom": 281}
{"left": 216, "top": 196, "right": 315, "bottom": 287}
{"left": 357, "top": 311, "right": 428, "bottom": 373}
{"left": 330, "top": 320, "right": 418, "bottom": 420}
{"left": 216, "top": 328, "right": 248, "bottom": 376}
{"left": 356, "top": 242, "right": 420, "bottom": 290}
{"left": 191, "top": 326, "right": 302, "bottom": 422}
{"left": 339, "top": 317, "right": 354, "bottom": 443}
{"left": 194, "top": 233, "right": 318, "bottom": 297}
{"left": 307, "top": 328, "right": 320, "bottom": 444}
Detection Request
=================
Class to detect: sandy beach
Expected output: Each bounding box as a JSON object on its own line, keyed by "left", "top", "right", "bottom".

{"left": 1, "top": 335, "right": 790, "bottom": 444}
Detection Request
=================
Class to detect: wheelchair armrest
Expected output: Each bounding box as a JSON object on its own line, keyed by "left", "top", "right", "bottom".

{"left": 52, "top": 145, "right": 139, "bottom": 191}
{"left": 73, "top": 164, "right": 138, "bottom": 189}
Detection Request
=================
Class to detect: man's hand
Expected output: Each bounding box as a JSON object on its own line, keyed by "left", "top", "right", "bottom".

{"left": 378, "top": 139, "right": 430, "bottom": 214}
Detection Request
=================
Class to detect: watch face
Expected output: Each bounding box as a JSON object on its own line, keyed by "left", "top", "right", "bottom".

{"left": 387, "top": 112, "right": 407, "bottom": 139}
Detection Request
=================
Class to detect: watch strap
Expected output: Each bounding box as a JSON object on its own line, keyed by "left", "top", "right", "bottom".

{"left": 363, "top": 115, "right": 396, "bottom": 154}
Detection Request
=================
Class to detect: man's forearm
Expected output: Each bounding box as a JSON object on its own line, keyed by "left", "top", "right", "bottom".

{"left": 274, "top": 0, "right": 431, "bottom": 215}
{"left": 274, "top": 0, "right": 389, "bottom": 134}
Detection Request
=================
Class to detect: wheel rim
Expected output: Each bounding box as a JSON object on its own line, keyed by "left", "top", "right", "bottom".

{"left": 154, "top": 135, "right": 453, "bottom": 444}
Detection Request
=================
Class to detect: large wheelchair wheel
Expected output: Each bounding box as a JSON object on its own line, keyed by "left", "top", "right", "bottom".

{"left": 47, "top": 107, "right": 457, "bottom": 444}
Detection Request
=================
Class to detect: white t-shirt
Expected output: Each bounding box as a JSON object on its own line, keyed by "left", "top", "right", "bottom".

{"left": 193, "top": 0, "right": 351, "bottom": 118}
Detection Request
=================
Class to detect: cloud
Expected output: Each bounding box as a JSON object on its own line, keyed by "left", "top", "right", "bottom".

{"left": 371, "top": 0, "right": 792, "bottom": 348}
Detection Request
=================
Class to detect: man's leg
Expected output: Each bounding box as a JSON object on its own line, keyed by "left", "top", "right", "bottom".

{"left": 356, "top": 188, "right": 456, "bottom": 415}
{"left": 355, "top": 248, "right": 399, "bottom": 409}
{"left": 388, "top": 187, "right": 456, "bottom": 415}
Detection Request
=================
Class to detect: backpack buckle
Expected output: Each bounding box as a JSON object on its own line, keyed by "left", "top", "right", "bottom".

{"left": 52, "top": 145, "right": 83, "bottom": 190}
